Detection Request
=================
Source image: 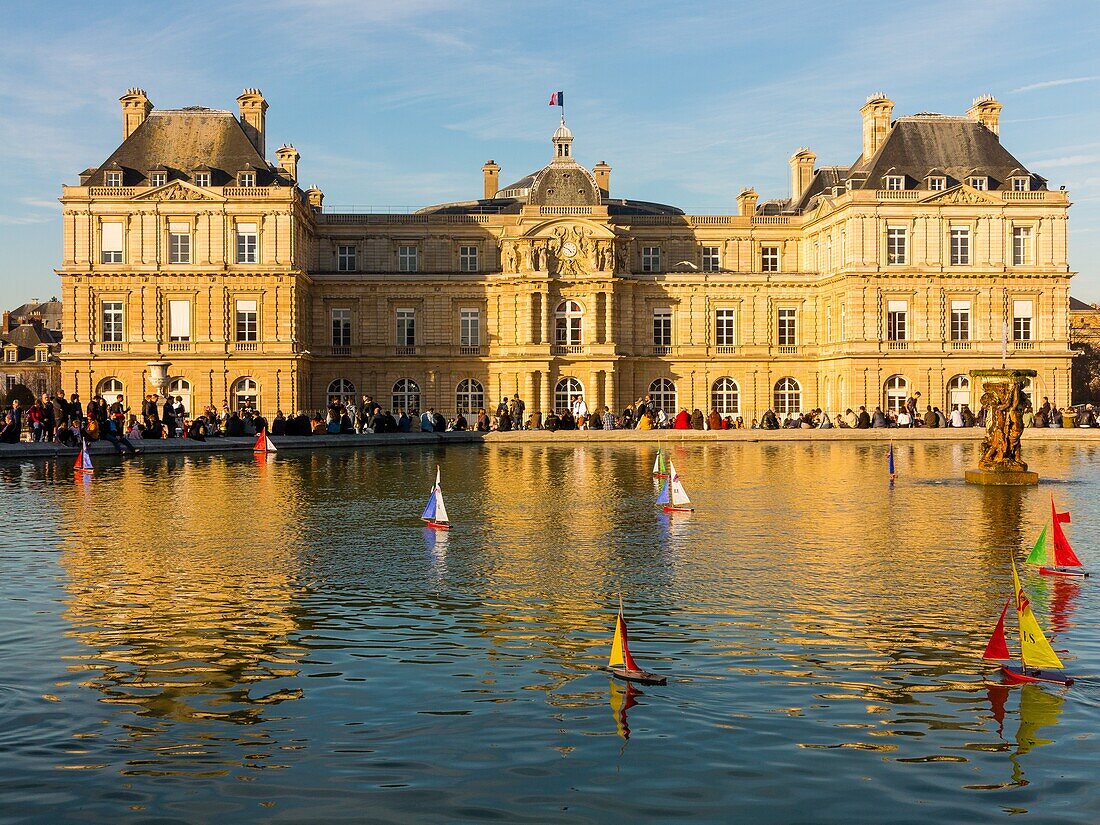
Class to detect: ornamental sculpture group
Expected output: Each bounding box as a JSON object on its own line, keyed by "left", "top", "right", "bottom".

{"left": 965, "top": 369, "right": 1040, "bottom": 486}
{"left": 500, "top": 227, "right": 618, "bottom": 277}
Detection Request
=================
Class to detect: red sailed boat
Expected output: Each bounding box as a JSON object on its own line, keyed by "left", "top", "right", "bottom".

{"left": 607, "top": 597, "right": 666, "bottom": 686}
{"left": 253, "top": 428, "right": 278, "bottom": 453}
{"left": 1037, "top": 497, "right": 1088, "bottom": 578}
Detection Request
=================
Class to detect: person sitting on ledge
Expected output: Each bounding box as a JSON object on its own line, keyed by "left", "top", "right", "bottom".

{"left": 420, "top": 408, "right": 435, "bottom": 433}
{"left": 707, "top": 409, "right": 723, "bottom": 430}
{"left": 544, "top": 411, "right": 560, "bottom": 431}
{"left": 432, "top": 410, "right": 447, "bottom": 433}
{"left": 397, "top": 410, "right": 411, "bottom": 432}
{"left": 528, "top": 410, "right": 543, "bottom": 430}
{"left": 636, "top": 409, "right": 653, "bottom": 430}
{"left": 559, "top": 409, "right": 576, "bottom": 431}
{"left": 601, "top": 406, "right": 615, "bottom": 430}
{"left": 271, "top": 411, "right": 287, "bottom": 436}
{"left": 188, "top": 415, "right": 209, "bottom": 441}
{"left": 453, "top": 412, "right": 468, "bottom": 431}
{"left": 673, "top": 408, "right": 691, "bottom": 429}
{"left": 924, "top": 406, "right": 939, "bottom": 428}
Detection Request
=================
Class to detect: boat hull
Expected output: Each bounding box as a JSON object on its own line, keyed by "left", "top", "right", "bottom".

{"left": 1039, "top": 566, "right": 1089, "bottom": 578}
{"left": 1002, "top": 665, "right": 1074, "bottom": 686}
{"left": 609, "top": 666, "right": 667, "bottom": 686}
{"left": 423, "top": 520, "right": 451, "bottom": 530}
{"left": 662, "top": 506, "right": 694, "bottom": 513}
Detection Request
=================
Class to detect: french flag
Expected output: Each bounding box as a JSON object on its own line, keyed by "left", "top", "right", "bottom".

{"left": 548, "top": 91, "right": 564, "bottom": 107}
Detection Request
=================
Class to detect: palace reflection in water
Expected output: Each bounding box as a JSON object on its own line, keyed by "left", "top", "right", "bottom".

{"left": 0, "top": 442, "right": 1095, "bottom": 822}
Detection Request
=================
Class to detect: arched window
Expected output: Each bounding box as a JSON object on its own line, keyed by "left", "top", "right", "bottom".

{"left": 456, "top": 378, "right": 484, "bottom": 415}
{"left": 1021, "top": 377, "right": 1035, "bottom": 409}
{"left": 327, "top": 378, "right": 355, "bottom": 408}
{"left": 649, "top": 378, "right": 677, "bottom": 414}
{"left": 711, "top": 377, "right": 740, "bottom": 415}
{"left": 233, "top": 377, "right": 257, "bottom": 410}
{"left": 947, "top": 375, "right": 970, "bottom": 411}
{"left": 884, "top": 375, "right": 908, "bottom": 414}
{"left": 554, "top": 377, "right": 584, "bottom": 413}
{"left": 392, "top": 378, "right": 421, "bottom": 414}
{"left": 555, "top": 300, "right": 583, "bottom": 346}
{"left": 773, "top": 377, "right": 801, "bottom": 414}
{"left": 167, "top": 378, "right": 191, "bottom": 417}
{"left": 96, "top": 377, "right": 124, "bottom": 401}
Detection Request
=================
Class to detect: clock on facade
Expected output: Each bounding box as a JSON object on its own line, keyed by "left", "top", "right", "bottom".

{"left": 561, "top": 241, "right": 577, "bottom": 258}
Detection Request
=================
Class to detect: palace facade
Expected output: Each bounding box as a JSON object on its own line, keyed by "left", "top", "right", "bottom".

{"left": 57, "top": 89, "right": 1074, "bottom": 418}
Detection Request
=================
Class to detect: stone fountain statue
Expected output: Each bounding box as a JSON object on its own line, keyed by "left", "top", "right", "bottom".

{"left": 964, "top": 369, "right": 1039, "bottom": 485}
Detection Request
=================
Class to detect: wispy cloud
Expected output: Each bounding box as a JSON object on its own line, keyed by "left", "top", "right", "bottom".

{"left": 1025, "top": 154, "right": 1100, "bottom": 169}
{"left": 1012, "top": 76, "right": 1099, "bottom": 93}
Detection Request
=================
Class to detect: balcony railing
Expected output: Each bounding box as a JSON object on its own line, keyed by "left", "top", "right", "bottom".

{"left": 777, "top": 345, "right": 798, "bottom": 355}
{"left": 458, "top": 345, "right": 483, "bottom": 356}
{"left": 331, "top": 345, "right": 352, "bottom": 356}
{"left": 887, "top": 341, "right": 909, "bottom": 350}
{"left": 234, "top": 342, "right": 258, "bottom": 352}
{"left": 715, "top": 345, "right": 737, "bottom": 354}
{"left": 167, "top": 342, "right": 191, "bottom": 352}
{"left": 223, "top": 187, "right": 271, "bottom": 197}
{"left": 395, "top": 345, "right": 417, "bottom": 356}
{"left": 89, "top": 187, "right": 135, "bottom": 197}
{"left": 651, "top": 345, "right": 672, "bottom": 356}
{"left": 98, "top": 342, "right": 124, "bottom": 353}
{"left": 551, "top": 344, "right": 584, "bottom": 355}
{"left": 951, "top": 340, "right": 972, "bottom": 350}
{"left": 1013, "top": 340, "right": 1035, "bottom": 350}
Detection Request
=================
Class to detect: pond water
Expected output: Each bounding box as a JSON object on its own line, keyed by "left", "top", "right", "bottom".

{"left": 2, "top": 442, "right": 1100, "bottom": 823}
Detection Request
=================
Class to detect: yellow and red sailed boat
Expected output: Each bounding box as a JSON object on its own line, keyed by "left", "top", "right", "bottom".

{"left": 607, "top": 597, "right": 666, "bottom": 686}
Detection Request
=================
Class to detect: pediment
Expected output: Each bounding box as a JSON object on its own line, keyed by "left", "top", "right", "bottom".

{"left": 132, "top": 181, "right": 225, "bottom": 202}
{"left": 520, "top": 217, "right": 616, "bottom": 239}
{"left": 919, "top": 184, "right": 999, "bottom": 206}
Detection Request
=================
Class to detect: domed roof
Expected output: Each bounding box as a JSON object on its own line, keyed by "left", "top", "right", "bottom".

{"left": 553, "top": 121, "right": 573, "bottom": 141}
{"left": 529, "top": 162, "right": 600, "bottom": 207}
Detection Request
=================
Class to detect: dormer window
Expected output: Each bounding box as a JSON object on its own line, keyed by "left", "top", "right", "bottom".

{"left": 149, "top": 171, "right": 166, "bottom": 187}
{"left": 883, "top": 175, "right": 904, "bottom": 191}
{"left": 194, "top": 172, "right": 210, "bottom": 187}
{"left": 105, "top": 171, "right": 122, "bottom": 187}
{"left": 238, "top": 172, "right": 256, "bottom": 187}
{"left": 927, "top": 176, "right": 947, "bottom": 191}
{"left": 1011, "top": 176, "right": 1030, "bottom": 192}
{"left": 967, "top": 176, "right": 988, "bottom": 190}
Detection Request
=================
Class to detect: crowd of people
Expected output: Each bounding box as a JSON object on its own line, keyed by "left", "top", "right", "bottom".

{"left": 2, "top": 388, "right": 1098, "bottom": 446}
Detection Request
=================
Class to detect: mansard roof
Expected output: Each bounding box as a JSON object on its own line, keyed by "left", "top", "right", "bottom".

{"left": 1, "top": 323, "right": 60, "bottom": 350}
{"left": 83, "top": 108, "right": 293, "bottom": 187}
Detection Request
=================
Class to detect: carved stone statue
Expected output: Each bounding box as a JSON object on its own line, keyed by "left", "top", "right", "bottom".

{"left": 966, "top": 369, "right": 1038, "bottom": 485}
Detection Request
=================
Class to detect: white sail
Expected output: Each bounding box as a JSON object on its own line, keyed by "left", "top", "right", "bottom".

{"left": 434, "top": 485, "right": 449, "bottom": 523}
{"left": 668, "top": 459, "right": 691, "bottom": 506}
{"left": 652, "top": 450, "right": 662, "bottom": 474}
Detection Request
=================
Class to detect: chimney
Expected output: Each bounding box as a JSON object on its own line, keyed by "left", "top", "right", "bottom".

{"left": 788, "top": 149, "right": 816, "bottom": 202}
{"left": 482, "top": 160, "right": 500, "bottom": 199}
{"left": 2, "top": 311, "right": 9, "bottom": 332}
{"left": 119, "top": 88, "right": 152, "bottom": 140}
{"left": 737, "top": 187, "right": 758, "bottom": 217}
{"left": 967, "top": 95, "right": 1003, "bottom": 137}
{"left": 276, "top": 144, "right": 300, "bottom": 182}
{"left": 593, "top": 160, "right": 611, "bottom": 197}
{"left": 860, "top": 93, "right": 895, "bottom": 159}
{"left": 306, "top": 185, "right": 324, "bottom": 209}
{"left": 237, "top": 88, "right": 269, "bottom": 157}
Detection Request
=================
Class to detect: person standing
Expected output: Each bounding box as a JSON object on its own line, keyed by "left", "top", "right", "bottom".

{"left": 511, "top": 393, "right": 526, "bottom": 431}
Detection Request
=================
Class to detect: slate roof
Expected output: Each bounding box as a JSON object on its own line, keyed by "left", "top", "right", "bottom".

{"left": 1, "top": 323, "right": 60, "bottom": 350}
{"left": 1070, "top": 297, "right": 1098, "bottom": 312}
{"left": 83, "top": 109, "right": 293, "bottom": 187}
{"left": 8, "top": 298, "right": 62, "bottom": 332}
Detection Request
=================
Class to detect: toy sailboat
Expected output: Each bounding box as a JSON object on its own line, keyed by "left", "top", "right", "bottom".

{"left": 253, "top": 428, "right": 277, "bottom": 453}
{"left": 420, "top": 466, "right": 451, "bottom": 530}
{"left": 984, "top": 556, "right": 1073, "bottom": 686}
{"left": 73, "top": 437, "right": 93, "bottom": 473}
{"left": 656, "top": 458, "right": 693, "bottom": 513}
{"left": 609, "top": 679, "right": 641, "bottom": 741}
{"left": 1026, "top": 497, "right": 1088, "bottom": 578}
{"left": 888, "top": 445, "right": 896, "bottom": 480}
{"left": 652, "top": 446, "right": 668, "bottom": 478}
{"left": 607, "top": 596, "right": 666, "bottom": 686}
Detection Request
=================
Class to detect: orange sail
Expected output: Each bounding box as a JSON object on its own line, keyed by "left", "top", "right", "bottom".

{"left": 253, "top": 428, "right": 277, "bottom": 453}
{"left": 608, "top": 605, "right": 641, "bottom": 672}
{"left": 1050, "top": 498, "right": 1082, "bottom": 567}
{"left": 983, "top": 600, "right": 1011, "bottom": 660}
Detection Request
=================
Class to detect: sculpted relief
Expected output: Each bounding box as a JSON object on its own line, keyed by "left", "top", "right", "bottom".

{"left": 501, "top": 224, "right": 620, "bottom": 276}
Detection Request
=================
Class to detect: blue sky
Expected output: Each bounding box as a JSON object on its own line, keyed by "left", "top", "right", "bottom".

{"left": 1, "top": 0, "right": 1098, "bottom": 308}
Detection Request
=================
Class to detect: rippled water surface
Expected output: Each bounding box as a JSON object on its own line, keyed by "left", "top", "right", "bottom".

{"left": 3, "top": 442, "right": 1100, "bottom": 823}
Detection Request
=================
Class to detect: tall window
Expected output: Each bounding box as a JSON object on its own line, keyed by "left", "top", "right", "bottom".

{"left": 169, "top": 222, "right": 191, "bottom": 264}
{"left": 331, "top": 308, "right": 351, "bottom": 347}
{"left": 338, "top": 245, "right": 356, "bottom": 272}
{"left": 773, "top": 377, "right": 801, "bottom": 414}
{"left": 701, "top": 246, "right": 720, "bottom": 272}
{"left": 839, "top": 303, "right": 846, "bottom": 340}
{"left": 777, "top": 308, "right": 797, "bottom": 346}
{"left": 327, "top": 378, "right": 355, "bottom": 407}
{"left": 236, "top": 222, "right": 258, "bottom": 264}
{"left": 947, "top": 375, "right": 970, "bottom": 411}
{"left": 887, "top": 300, "right": 908, "bottom": 341}
{"left": 235, "top": 299, "right": 258, "bottom": 342}
{"left": 168, "top": 299, "right": 191, "bottom": 342}
{"left": 392, "top": 378, "right": 421, "bottom": 413}
{"left": 396, "top": 308, "right": 416, "bottom": 346}
{"left": 648, "top": 378, "right": 677, "bottom": 414}
{"left": 101, "top": 301, "right": 124, "bottom": 342}
{"left": 459, "top": 245, "right": 479, "bottom": 272}
{"left": 555, "top": 300, "right": 583, "bottom": 346}
{"left": 105, "top": 171, "right": 122, "bottom": 187}
{"left": 456, "top": 378, "right": 485, "bottom": 414}
{"left": 460, "top": 308, "right": 480, "bottom": 346}
{"left": 950, "top": 300, "right": 971, "bottom": 341}
{"left": 1013, "top": 226, "right": 1032, "bottom": 266}
{"left": 652, "top": 308, "right": 672, "bottom": 347}
{"left": 887, "top": 227, "right": 907, "bottom": 265}
{"left": 761, "top": 246, "right": 779, "bottom": 272}
{"left": 884, "top": 175, "right": 904, "bottom": 190}
{"left": 715, "top": 308, "right": 736, "bottom": 347}
{"left": 398, "top": 245, "right": 419, "bottom": 273}
{"left": 711, "top": 377, "right": 740, "bottom": 415}
{"left": 101, "top": 222, "right": 123, "bottom": 264}
{"left": 641, "top": 246, "right": 661, "bottom": 273}
{"left": 1013, "top": 300, "right": 1034, "bottom": 341}
{"left": 884, "top": 375, "right": 908, "bottom": 414}
{"left": 950, "top": 227, "right": 970, "bottom": 266}
{"left": 549, "top": 377, "right": 581, "bottom": 413}
{"left": 233, "top": 377, "right": 257, "bottom": 410}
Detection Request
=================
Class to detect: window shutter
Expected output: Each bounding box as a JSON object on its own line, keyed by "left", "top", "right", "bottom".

{"left": 169, "top": 300, "right": 190, "bottom": 338}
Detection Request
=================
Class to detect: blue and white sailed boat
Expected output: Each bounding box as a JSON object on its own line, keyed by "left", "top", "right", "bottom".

{"left": 421, "top": 466, "right": 451, "bottom": 530}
